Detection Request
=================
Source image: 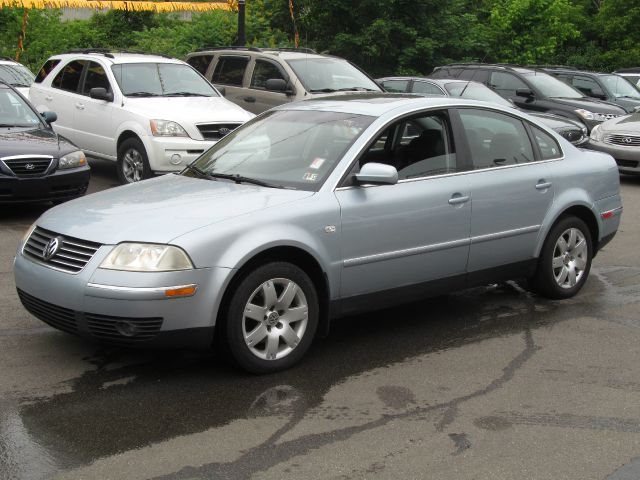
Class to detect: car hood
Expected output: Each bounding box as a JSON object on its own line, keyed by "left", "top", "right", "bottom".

{"left": 550, "top": 97, "right": 626, "bottom": 114}
{"left": 122, "top": 96, "right": 254, "bottom": 124}
{"left": 614, "top": 96, "right": 640, "bottom": 113}
{"left": 528, "top": 112, "right": 584, "bottom": 130}
{"left": 599, "top": 112, "right": 640, "bottom": 133}
{"left": 37, "top": 174, "right": 313, "bottom": 245}
{"left": 0, "top": 127, "right": 77, "bottom": 158}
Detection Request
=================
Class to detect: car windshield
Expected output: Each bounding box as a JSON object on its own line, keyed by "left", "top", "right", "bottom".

{"left": 0, "top": 64, "right": 34, "bottom": 87}
{"left": 111, "top": 63, "right": 218, "bottom": 97}
{"left": 0, "top": 88, "right": 42, "bottom": 128}
{"left": 523, "top": 72, "right": 584, "bottom": 98}
{"left": 286, "top": 57, "right": 381, "bottom": 93}
{"left": 185, "top": 110, "right": 375, "bottom": 191}
{"left": 600, "top": 75, "right": 640, "bottom": 98}
{"left": 444, "top": 82, "right": 513, "bottom": 107}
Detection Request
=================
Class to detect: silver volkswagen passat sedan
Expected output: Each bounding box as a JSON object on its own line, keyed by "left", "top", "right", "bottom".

{"left": 14, "top": 94, "right": 623, "bottom": 373}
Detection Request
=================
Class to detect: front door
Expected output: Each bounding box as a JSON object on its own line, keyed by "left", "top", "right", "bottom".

{"left": 335, "top": 110, "right": 471, "bottom": 300}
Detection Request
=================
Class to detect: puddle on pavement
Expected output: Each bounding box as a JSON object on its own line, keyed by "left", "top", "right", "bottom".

{"left": 2, "top": 272, "right": 637, "bottom": 479}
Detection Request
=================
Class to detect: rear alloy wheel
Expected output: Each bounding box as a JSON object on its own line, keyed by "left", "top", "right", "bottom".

{"left": 117, "top": 138, "right": 151, "bottom": 184}
{"left": 531, "top": 216, "right": 592, "bottom": 299}
{"left": 225, "top": 262, "right": 319, "bottom": 374}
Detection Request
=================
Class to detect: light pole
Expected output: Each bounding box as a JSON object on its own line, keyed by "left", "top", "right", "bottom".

{"left": 237, "top": 0, "right": 246, "bottom": 46}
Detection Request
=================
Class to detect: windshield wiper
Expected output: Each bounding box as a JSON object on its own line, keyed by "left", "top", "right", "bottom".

{"left": 208, "top": 172, "right": 285, "bottom": 189}
{"left": 336, "top": 87, "right": 377, "bottom": 92}
{"left": 0, "top": 123, "right": 33, "bottom": 127}
{"left": 184, "top": 164, "right": 211, "bottom": 180}
{"left": 164, "top": 92, "right": 211, "bottom": 97}
{"left": 9, "top": 83, "right": 29, "bottom": 87}
{"left": 126, "top": 92, "right": 161, "bottom": 97}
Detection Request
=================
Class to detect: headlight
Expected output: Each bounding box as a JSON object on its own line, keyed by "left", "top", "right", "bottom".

{"left": 21, "top": 221, "right": 37, "bottom": 242}
{"left": 575, "top": 109, "right": 595, "bottom": 121}
{"left": 590, "top": 124, "right": 604, "bottom": 142}
{"left": 150, "top": 119, "right": 188, "bottom": 137}
{"left": 58, "top": 150, "right": 87, "bottom": 169}
{"left": 100, "top": 243, "right": 193, "bottom": 272}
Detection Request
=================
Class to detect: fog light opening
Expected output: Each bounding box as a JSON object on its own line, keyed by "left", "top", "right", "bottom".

{"left": 115, "top": 321, "right": 137, "bottom": 337}
{"left": 170, "top": 154, "right": 183, "bottom": 165}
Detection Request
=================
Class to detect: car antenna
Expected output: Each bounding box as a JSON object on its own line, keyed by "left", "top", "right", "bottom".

{"left": 459, "top": 53, "right": 488, "bottom": 98}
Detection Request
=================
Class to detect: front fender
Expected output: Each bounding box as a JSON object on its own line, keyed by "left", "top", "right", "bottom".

{"left": 115, "top": 120, "right": 151, "bottom": 157}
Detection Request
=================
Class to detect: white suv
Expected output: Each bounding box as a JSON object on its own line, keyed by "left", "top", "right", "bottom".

{"left": 0, "top": 56, "right": 34, "bottom": 98}
{"left": 30, "top": 50, "right": 254, "bottom": 183}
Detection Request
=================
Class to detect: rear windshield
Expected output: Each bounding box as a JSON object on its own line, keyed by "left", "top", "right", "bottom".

{"left": 0, "top": 64, "right": 35, "bottom": 88}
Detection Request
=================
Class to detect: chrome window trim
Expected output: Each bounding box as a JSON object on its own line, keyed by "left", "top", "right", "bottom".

{"left": 334, "top": 156, "right": 564, "bottom": 191}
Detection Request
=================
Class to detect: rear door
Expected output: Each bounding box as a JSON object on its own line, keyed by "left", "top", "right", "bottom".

{"left": 455, "top": 107, "right": 557, "bottom": 276}
{"left": 43, "top": 59, "right": 87, "bottom": 144}
{"left": 210, "top": 55, "right": 250, "bottom": 107}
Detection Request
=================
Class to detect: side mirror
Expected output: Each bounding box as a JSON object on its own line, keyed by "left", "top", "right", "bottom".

{"left": 265, "top": 78, "right": 293, "bottom": 95}
{"left": 41, "top": 111, "right": 57, "bottom": 124}
{"left": 355, "top": 162, "right": 398, "bottom": 185}
{"left": 634, "top": 106, "right": 640, "bottom": 113}
{"left": 516, "top": 88, "right": 535, "bottom": 99}
{"left": 216, "top": 86, "right": 226, "bottom": 97}
{"left": 89, "top": 87, "right": 114, "bottom": 102}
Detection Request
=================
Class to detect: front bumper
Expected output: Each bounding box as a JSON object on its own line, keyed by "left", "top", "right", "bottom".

{"left": 14, "top": 247, "right": 233, "bottom": 348}
{"left": 587, "top": 140, "right": 640, "bottom": 174}
{"left": 144, "top": 136, "right": 216, "bottom": 173}
{"left": 0, "top": 166, "right": 90, "bottom": 203}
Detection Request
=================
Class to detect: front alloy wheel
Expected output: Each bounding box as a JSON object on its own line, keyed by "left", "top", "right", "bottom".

{"left": 121, "top": 148, "right": 145, "bottom": 183}
{"left": 224, "top": 262, "right": 319, "bottom": 374}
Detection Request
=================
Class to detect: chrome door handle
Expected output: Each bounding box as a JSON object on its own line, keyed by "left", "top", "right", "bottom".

{"left": 536, "top": 181, "right": 552, "bottom": 190}
{"left": 244, "top": 96, "right": 256, "bottom": 103}
{"left": 76, "top": 103, "right": 85, "bottom": 110}
{"left": 448, "top": 194, "right": 470, "bottom": 205}
{"left": 45, "top": 96, "right": 52, "bottom": 101}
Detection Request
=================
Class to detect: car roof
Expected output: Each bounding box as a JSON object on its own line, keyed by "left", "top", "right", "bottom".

{"left": 49, "top": 51, "right": 183, "bottom": 65}
{"left": 435, "top": 63, "right": 539, "bottom": 74}
{"left": 191, "top": 46, "right": 344, "bottom": 62}
{"left": 273, "top": 93, "right": 510, "bottom": 117}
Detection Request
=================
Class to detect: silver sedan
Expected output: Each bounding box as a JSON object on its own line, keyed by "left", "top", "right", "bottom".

{"left": 14, "top": 95, "right": 622, "bottom": 373}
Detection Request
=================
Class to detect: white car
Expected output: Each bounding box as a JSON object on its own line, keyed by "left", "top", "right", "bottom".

{"left": 0, "top": 56, "right": 34, "bottom": 99}
{"left": 30, "top": 50, "right": 254, "bottom": 183}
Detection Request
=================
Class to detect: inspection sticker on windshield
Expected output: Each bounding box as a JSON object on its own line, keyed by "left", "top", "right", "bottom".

{"left": 310, "top": 157, "right": 325, "bottom": 169}
{"left": 303, "top": 172, "right": 318, "bottom": 182}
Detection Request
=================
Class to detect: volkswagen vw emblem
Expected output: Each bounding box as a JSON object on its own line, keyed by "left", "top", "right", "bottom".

{"left": 42, "top": 237, "right": 62, "bottom": 260}
{"left": 219, "top": 127, "right": 231, "bottom": 136}
{"left": 623, "top": 137, "right": 633, "bottom": 144}
{"left": 25, "top": 163, "right": 35, "bottom": 170}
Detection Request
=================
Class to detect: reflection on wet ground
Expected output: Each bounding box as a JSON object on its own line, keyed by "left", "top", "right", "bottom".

{"left": 2, "top": 273, "right": 625, "bottom": 480}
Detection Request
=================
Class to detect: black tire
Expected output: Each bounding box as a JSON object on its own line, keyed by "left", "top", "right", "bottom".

{"left": 531, "top": 216, "right": 593, "bottom": 299}
{"left": 224, "top": 262, "right": 319, "bottom": 374}
{"left": 117, "top": 137, "right": 151, "bottom": 184}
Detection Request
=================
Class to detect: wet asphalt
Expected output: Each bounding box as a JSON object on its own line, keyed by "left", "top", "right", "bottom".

{"left": 1, "top": 160, "right": 639, "bottom": 480}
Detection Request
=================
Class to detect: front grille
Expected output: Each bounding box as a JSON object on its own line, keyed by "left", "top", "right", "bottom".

{"left": 605, "top": 134, "right": 640, "bottom": 147}
{"left": 17, "top": 289, "right": 78, "bottom": 334}
{"left": 86, "top": 313, "right": 164, "bottom": 342}
{"left": 2, "top": 156, "right": 53, "bottom": 177}
{"left": 616, "top": 159, "right": 639, "bottom": 169}
{"left": 23, "top": 226, "right": 101, "bottom": 274}
{"left": 598, "top": 114, "right": 620, "bottom": 122}
{"left": 196, "top": 123, "right": 242, "bottom": 140}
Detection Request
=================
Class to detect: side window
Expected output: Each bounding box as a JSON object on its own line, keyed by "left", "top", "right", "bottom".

{"left": 250, "top": 60, "right": 286, "bottom": 89}
{"left": 82, "top": 61, "right": 111, "bottom": 95}
{"left": 211, "top": 56, "right": 249, "bottom": 86}
{"left": 489, "top": 71, "right": 528, "bottom": 96}
{"left": 531, "top": 125, "right": 562, "bottom": 160}
{"left": 52, "top": 60, "right": 86, "bottom": 93}
{"left": 411, "top": 81, "right": 444, "bottom": 95}
{"left": 187, "top": 55, "right": 213, "bottom": 76}
{"left": 572, "top": 76, "right": 605, "bottom": 97}
{"left": 458, "top": 69, "right": 489, "bottom": 83}
{"left": 35, "top": 59, "right": 60, "bottom": 83}
{"left": 358, "top": 111, "right": 457, "bottom": 180}
{"left": 458, "top": 108, "right": 534, "bottom": 169}
{"left": 381, "top": 79, "right": 408, "bottom": 93}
